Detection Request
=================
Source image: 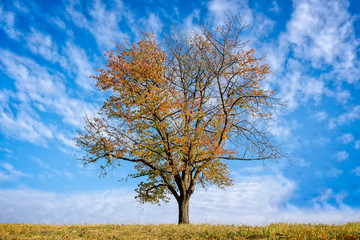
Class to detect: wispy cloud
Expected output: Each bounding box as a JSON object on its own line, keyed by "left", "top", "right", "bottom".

{"left": 312, "top": 188, "right": 348, "bottom": 210}
{"left": 270, "top": 118, "right": 301, "bottom": 141}
{"left": 287, "top": 0, "right": 358, "bottom": 73}
{"left": 277, "top": 72, "right": 325, "bottom": 110}
{"left": 312, "top": 136, "right": 330, "bottom": 146}
{"left": 34, "top": 158, "right": 74, "bottom": 180}
{"left": 1, "top": 175, "right": 359, "bottom": 225}
{"left": 62, "top": 42, "right": 95, "bottom": 90}
{"left": 26, "top": 28, "right": 65, "bottom": 65}
{"left": 0, "top": 50, "right": 66, "bottom": 104}
{"left": 0, "top": 109, "right": 54, "bottom": 145}
{"left": 332, "top": 151, "right": 349, "bottom": 162}
{"left": 338, "top": 133, "right": 354, "bottom": 144}
{"left": 266, "top": 0, "right": 359, "bottom": 111}
{"left": 207, "top": 0, "right": 275, "bottom": 43}
{"left": 329, "top": 105, "right": 360, "bottom": 129}
{"left": 207, "top": 0, "right": 239, "bottom": 25}
{"left": 0, "top": 50, "right": 96, "bottom": 145}
{"left": 313, "top": 111, "right": 328, "bottom": 122}
{"left": 143, "top": 13, "right": 163, "bottom": 35}
{"left": 182, "top": 9, "right": 200, "bottom": 31}
{"left": 12, "top": 0, "right": 29, "bottom": 13}
{"left": 56, "top": 133, "right": 77, "bottom": 149}
{"left": 0, "top": 6, "right": 22, "bottom": 40}
{"left": 0, "top": 188, "right": 167, "bottom": 224}
{"left": 351, "top": 167, "right": 360, "bottom": 176}
{"left": 355, "top": 140, "right": 360, "bottom": 150}
{"left": 324, "top": 87, "right": 351, "bottom": 104}
{"left": 0, "top": 174, "right": 295, "bottom": 224}
{"left": 0, "top": 162, "right": 31, "bottom": 182}
{"left": 0, "top": 88, "right": 54, "bottom": 145}
{"left": 316, "top": 168, "right": 344, "bottom": 178}
{"left": 207, "top": 0, "right": 254, "bottom": 28}
{"left": 65, "top": 0, "right": 129, "bottom": 49}
{"left": 288, "top": 157, "right": 309, "bottom": 167}
{"left": 270, "top": 0, "right": 280, "bottom": 13}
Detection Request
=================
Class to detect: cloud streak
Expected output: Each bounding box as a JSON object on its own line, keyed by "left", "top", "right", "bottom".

{"left": 266, "top": 0, "right": 359, "bottom": 111}
{"left": 0, "top": 50, "right": 96, "bottom": 147}
{"left": 0, "top": 162, "right": 31, "bottom": 182}
{"left": 65, "top": 0, "right": 129, "bottom": 49}
{"left": 1, "top": 174, "right": 359, "bottom": 225}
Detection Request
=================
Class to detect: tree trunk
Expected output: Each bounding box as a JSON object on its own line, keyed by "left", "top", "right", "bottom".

{"left": 177, "top": 195, "right": 190, "bottom": 224}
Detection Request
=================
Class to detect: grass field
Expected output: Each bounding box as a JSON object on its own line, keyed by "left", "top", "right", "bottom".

{"left": 1, "top": 223, "right": 360, "bottom": 239}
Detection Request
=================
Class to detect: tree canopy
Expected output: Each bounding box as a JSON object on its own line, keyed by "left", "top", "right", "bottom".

{"left": 75, "top": 16, "right": 283, "bottom": 224}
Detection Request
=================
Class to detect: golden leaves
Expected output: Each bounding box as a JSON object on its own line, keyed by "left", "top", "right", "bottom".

{"left": 76, "top": 16, "right": 282, "bottom": 207}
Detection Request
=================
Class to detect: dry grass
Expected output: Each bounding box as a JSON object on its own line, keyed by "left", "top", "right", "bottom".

{"left": 1, "top": 222, "right": 360, "bottom": 239}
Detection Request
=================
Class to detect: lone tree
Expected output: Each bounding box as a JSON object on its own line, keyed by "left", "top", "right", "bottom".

{"left": 75, "top": 16, "right": 282, "bottom": 224}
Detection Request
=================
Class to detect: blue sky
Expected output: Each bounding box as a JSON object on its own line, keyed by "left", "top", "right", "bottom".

{"left": 1, "top": 0, "right": 360, "bottom": 225}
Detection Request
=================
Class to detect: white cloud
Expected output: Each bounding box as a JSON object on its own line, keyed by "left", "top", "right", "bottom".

{"left": 312, "top": 188, "right": 348, "bottom": 210}
{"left": 338, "top": 133, "right": 354, "bottom": 144}
{"left": 57, "top": 133, "right": 77, "bottom": 149}
{"left": 352, "top": 167, "right": 360, "bottom": 176}
{"left": 324, "top": 87, "right": 351, "bottom": 104}
{"left": 0, "top": 50, "right": 66, "bottom": 103}
{"left": 183, "top": 9, "right": 200, "bottom": 32}
{"left": 0, "top": 174, "right": 295, "bottom": 224}
{"left": 0, "top": 50, "right": 96, "bottom": 146}
{"left": 88, "top": 0, "right": 129, "bottom": 47}
{"left": 33, "top": 158, "right": 74, "bottom": 181}
{"left": 312, "top": 136, "right": 330, "bottom": 146}
{"left": 0, "top": 7, "right": 22, "bottom": 40}
{"left": 26, "top": 28, "right": 65, "bottom": 65}
{"left": 13, "top": 0, "right": 29, "bottom": 13}
{"left": 207, "top": 0, "right": 237, "bottom": 25}
{"left": 207, "top": 0, "right": 276, "bottom": 45}
{"left": 270, "top": 0, "right": 280, "bottom": 13}
{"left": 0, "top": 89, "right": 54, "bottom": 144}
{"left": 313, "top": 111, "right": 328, "bottom": 122}
{"left": 0, "top": 162, "right": 31, "bottom": 182}
{"left": 0, "top": 147, "right": 13, "bottom": 154}
{"left": 266, "top": 0, "right": 359, "bottom": 112}
{"left": 329, "top": 105, "right": 360, "bottom": 129}
{"left": 288, "top": 157, "right": 309, "bottom": 167}
{"left": 326, "top": 168, "right": 343, "bottom": 178}
{"left": 143, "top": 13, "right": 163, "bottom": 35}
{"left": 207, "top": 0, "right": 253, "bottom": 27}
{"left": 63, "top": 42, "right": 95, "bottom": 90}
{"left": 316, "top": 168, "right": 343, "bottom": 178}
{"left": 332, "top": 151, "right": 349, "bottom": 162}
{"left": 0, "top": 188, "right": 175, "bottom": 224}
{"left": 270, "top": 118, "right": 300, "bottom": 142}
{"left": 287, "top": 0, "right": 358, "bottom": 75}
{"left": 0, "top": 49, "right": 96, "bottom": 125}
{"left": 51, "top": 17, "right": 67, "bottom": 30}
{"left": 355, "top": 140, "right": 360, "bottom": 150}
{"left": 193, "top": 174, "right": 296, "bottom": 219}
{"left": 66, "top": 0, "right": 129, "bottom": 49}
{"left": 274, "top": 70, "right": 325, "bottom": 111}
{"left": 52, "top": 94, "right": 96, "bottom": 127}
{"left": 0, "top": 109, "right": 54, "bottom": 145}
{"left": 1, "top": 174, "right": 360, "bottom": 225}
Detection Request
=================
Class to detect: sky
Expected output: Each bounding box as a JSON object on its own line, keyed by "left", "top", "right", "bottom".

{"left": 1, "top": 0, "right": 360, "bottom": 225}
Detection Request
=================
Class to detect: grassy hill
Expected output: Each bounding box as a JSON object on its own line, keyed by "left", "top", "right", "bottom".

{"left": 1, "top": 223, "right": 359, "bottom": 239}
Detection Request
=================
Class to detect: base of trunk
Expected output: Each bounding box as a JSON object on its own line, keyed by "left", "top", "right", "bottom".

{"left": 178, "top": 197, "right": 190, "bottom": 224}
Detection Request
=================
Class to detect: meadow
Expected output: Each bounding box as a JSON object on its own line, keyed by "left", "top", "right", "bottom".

{"left": 1, "top": 222, "right": 360, "bottom": 239}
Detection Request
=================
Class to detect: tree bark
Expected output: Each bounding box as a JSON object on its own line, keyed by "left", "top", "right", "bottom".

{"left": 177, "top": 195, "right": 190, "bottom": 224}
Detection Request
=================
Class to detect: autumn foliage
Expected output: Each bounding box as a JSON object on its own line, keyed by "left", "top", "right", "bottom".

{"left": 75, "top": 16, "right": 282, "bottom": 224}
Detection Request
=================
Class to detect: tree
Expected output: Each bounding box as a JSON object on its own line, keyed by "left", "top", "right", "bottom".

{"left": 75, "top": 16, "right": 282, "bottom": 224}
